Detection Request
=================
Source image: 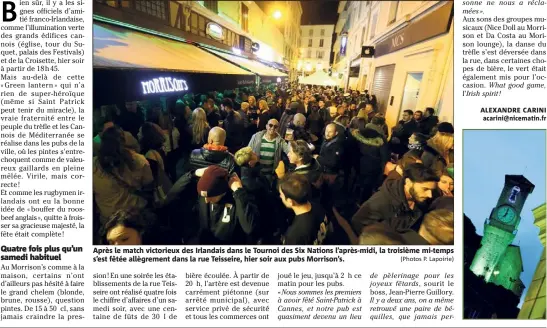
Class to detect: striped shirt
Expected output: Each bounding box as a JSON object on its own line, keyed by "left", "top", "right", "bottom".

{"left": 259, "top": 137, "right": 276, "bottom": 175}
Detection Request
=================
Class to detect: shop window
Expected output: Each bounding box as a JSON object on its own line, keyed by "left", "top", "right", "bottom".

{"left": 203, "top": 0, "right": 218, "bottom": 14}
{"left": 320, "top": 29, "right": 325, "bottom": 36}
{"left": 135, "top": 1, "right": 167, "bottom": 21}
{"left": 369, "top": 13, "right": 378, "bottom": 39}
{"left": 388, "top": 1, "right": 399, "bottom": 24}
{"left": 319, "top": 39, "right": 324, "bottom": 47}
{"left": 308, "top": 39, "right": 312, "bottom": 47}
{"left": 241, "top": 3, "right": 249, "bottom": 32}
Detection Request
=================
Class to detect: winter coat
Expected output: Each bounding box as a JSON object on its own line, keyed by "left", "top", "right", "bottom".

{"left": 351, "top": 178, "right": 424, "bottom": 235}
{"left": 189, "top": 145, "right": 236, "bottom": 174}
{"left": 207, "top": 110, "right": 221, "bottom": 128}
{"left": 224, "top": 111, "right": 245, "bottom": 153}
{"left": 248, "top": 130, "right": 289, "bottom": 173}
{"left": 317, "top": 137, "right": 344, "bottom": 174}
{"left": 419, "top": 116, "right": 439, "bottom": 137}
{"left": 197, "top": 188, "right": 259, "bottom": 244}
{"left": 351, "top": 128, "right": 390, "bottom": 177}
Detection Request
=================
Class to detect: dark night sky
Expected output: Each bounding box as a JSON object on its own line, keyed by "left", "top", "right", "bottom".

{"left": 300, "top": 0, "right": 339, "bottom": 25}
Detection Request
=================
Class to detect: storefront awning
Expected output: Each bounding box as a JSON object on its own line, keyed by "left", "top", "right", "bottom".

{"left": 205, "top": 48, "right": 287, "bottom": 78}
{"left": 93, "top": 22, "right": 254, "bottom": 76}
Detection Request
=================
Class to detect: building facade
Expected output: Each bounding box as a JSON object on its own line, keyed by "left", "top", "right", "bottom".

{"left": 281, "top": 1, "right": 303, "bottom": 82}
{"left": 298, "top": 25, "right": 335, "bottom": 77}
{"left": 95, "top": 1, "right": 294, "bottom": 73}
{"left": 333, "top": 1, "right": 453, "bottom": 131}
{"left": 470, "top": 175, "right": 535, "bottom": 297}
{"left": 518, "top": 203, "right": 546, "bottom": 319}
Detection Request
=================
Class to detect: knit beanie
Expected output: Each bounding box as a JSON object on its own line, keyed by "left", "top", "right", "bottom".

{"left": 437, "top": 122, "right": 454, "bottom": 134}
{"left": 197, "top": 165, "right": 229, "bottom": 198}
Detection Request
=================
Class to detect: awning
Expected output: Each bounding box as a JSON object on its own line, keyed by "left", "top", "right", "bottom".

{"left": 93, "top": 22, "right": 253, "bottom": 76}
{"left": 205, "top": 48, "right": 287, "bottom": 78}
{"left": 93, "top": 22, "right": 256, "bottom": 105}
{"left": 257, "top": 59, "right": 289, "bottom": 72}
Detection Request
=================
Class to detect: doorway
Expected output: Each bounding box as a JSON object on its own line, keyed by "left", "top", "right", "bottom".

{"left": 398, "top": 72, "right": 423, "bottom": 119}
{"left": 371, "top": 64, "right": 396, "bottom": 115}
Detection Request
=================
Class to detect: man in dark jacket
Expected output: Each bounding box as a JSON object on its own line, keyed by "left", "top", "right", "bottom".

{"left": 189, "top": 127, "right": 236, "bottom": 174}
{"left": 196, "top": 166, "right": 258, "bottom": 244}
{"left": 390, "top": 109, "right": 418, "bottom": 156}
{"left": 221, "top": 98, "right": 245, "bottom": 153}
{"left": 314, "top": 123, "right": 343, "bottom": 180}
{"left": 351, "top": 163, "right": 439, "bottom": 237}
{"left": 204, "top": 99, "right": 221, "bottom": 128}
{"left": 419, "top": 107, "right": 439, "bottom": 137}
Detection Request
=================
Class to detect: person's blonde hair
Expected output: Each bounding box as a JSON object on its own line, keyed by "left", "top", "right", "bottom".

{"left": 241, "top": 102, "right": 250, "bottom": 111}
{"left": 234, "top": 147, "right": 254, "bottom": 166}
{"left": 248, "top": 96, "right": 256, "bottom": 106}
{"left": 420, "top": 209, "right": 454, "bottom": 245}
{"left": 259, "top": 99, "right": 269, "bottom": 111}
{"left": 427, "top": 132, "right": 454, "bottom": 163}
{"left": 191, "top": 108, "right": 209, "bottom": 145}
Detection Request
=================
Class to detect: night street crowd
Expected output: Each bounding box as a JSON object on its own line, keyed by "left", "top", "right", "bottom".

{"left": 93, "top": 83, "right": 454, "bottom": 246}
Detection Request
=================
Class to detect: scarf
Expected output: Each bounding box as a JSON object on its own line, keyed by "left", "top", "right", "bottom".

{"left": 203, "top": 144, "right": 228, "bottom": 152}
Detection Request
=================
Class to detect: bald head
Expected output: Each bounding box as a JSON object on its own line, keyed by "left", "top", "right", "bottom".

{"left": 325, "top": 123, "right": 338, "bottom": 140}
{"left": 265, "top": 118, "right": 279, "bottom": 138}
{"left": 293, "top": 113, "right": 306, "bottom": 127}
{"left": 208, "top": 127, "right": 226, "bottom": 146}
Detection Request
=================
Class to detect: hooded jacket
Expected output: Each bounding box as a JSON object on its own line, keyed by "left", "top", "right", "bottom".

{"left": 351, "top": 128, "right": 390, "bottom": 176}
{"left": 189, "top": 144, "right": 236, "bottom": 174}
{"left": 351, "top": 178, "right": 423, "bottom": 235}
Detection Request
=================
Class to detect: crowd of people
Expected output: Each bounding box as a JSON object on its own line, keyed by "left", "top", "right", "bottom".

{"left": 93, "top": 83, "right": 454, "bottom": 246}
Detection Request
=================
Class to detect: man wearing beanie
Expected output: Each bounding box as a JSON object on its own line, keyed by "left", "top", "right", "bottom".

{"left": 196, "top": 165, "right": 258, "bottom": 244}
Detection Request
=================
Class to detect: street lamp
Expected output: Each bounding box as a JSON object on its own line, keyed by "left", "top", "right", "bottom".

{"left": 273, "top": 10, "right": 282, "bottom": 20}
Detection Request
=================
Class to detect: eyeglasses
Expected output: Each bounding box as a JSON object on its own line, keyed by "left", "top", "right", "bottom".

{"left": 267, "top": 124, "right": 279, "bottom": 129}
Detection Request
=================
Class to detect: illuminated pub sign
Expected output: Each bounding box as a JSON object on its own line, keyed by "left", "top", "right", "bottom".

{"left": 141, "top": 77, "right": 189, "bottom": 95}
{"left": 206, "top": 22, "right": 224, "bottom": 40}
